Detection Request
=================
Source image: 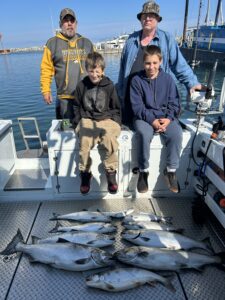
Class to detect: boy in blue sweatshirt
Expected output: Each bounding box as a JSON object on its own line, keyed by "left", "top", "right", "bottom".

{"left": 130, "top": 45, "right": 182, "bottom": 193}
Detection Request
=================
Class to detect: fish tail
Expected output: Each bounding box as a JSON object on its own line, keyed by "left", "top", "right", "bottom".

{"left": 49, "top": 220, "right": 62, "bottom": 233}
{"left": 161, "top": 216, "right": 173, "bottom": 224}
{"left": 202, "top": 237, "right": 214, "bottom": 254}
{"left": 49, "top": 212, "right": 60, "bottom": 221}
{"left": 0, "top": 229, "right": 24, "bottom": 256}
{"left": 163, "top": 277, "right": 176, "bottom": 293}
{"left": 216, "top": 252, "right": 225, "bottom": 265}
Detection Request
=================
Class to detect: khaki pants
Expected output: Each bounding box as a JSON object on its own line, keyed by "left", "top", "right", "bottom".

{"left": 76, "top": 118, "right": 121, "bottom": 172}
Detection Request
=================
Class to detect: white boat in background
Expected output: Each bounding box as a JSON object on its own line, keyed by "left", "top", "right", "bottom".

{"left": 95, "top": 34, "right": 129, "bottom": 52}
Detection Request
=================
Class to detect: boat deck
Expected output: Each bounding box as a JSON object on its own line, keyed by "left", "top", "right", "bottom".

{"left": 1, "top": 197, "right": 225, "bottom": 300}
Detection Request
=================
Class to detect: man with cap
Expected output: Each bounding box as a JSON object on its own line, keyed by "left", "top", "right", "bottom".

{"left": 117, "top": 0, "right": 203, "bottom": 125}
{"left": 40, "top": 8, "right": 94, "bottom": 120}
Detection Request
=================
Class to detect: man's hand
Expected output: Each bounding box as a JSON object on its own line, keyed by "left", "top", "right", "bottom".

{"left": 43, "top": 92, "right": 53, "bottom": 104}
{"left": 190, "top": 84, "right": 207, "bottom": 94}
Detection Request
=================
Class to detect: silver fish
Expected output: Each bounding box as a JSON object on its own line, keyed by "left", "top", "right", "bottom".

{"left": 122, "top": 221, "right": 183, "bottom": 233}
{"left": 121, "top": 229, "right": 212, "bottom": 252}
{"left": 32, "top": 231, "right": 115, "bottom": 248}
{"left": 86, "top": 267, "right": 175, "bottom": 292}
{"left": 1, "top": 229, "right": 114, "bottom": 271}
{"left": 50, "top": 211, "right": 111, "bottom": 223}
{"left": 124, "top": 213, "right": 172, "bottom": 224}
{"left": 49, "top": 221, "right": 117, "bottom": 234}
{"left": 115, "top": 246, "right": 225, "bottom": 271}
{"left": 97, "top": 208, "right": 134, "bottom": 218}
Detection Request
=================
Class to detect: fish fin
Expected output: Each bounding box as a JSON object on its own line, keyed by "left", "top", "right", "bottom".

{"left": 157, "top": 271, "right": 175, "bottom": 278}
{"left": 49, "top": 212, "right": 60, "bottom": 221}
{"left": 161, "top": 217, "right": 173, "bottom": 224}
{"left": 75, "top": 258, "right": 91, "bottom": 265}
{"left": 192, "top": 267, "right": 204, "bottom": 272}
{"left": 105, "top": 283, "right": 116, "bottom": 290}
{"left": 215, "top": 251, "right": 225, "bottom": 264}
{"left": 201, "top": 237, "right": 214, "bottom": 254}
{"left": 139, "top": 251, "right": 150, "bottom": 258}
{"left": 96, "top": 209, "right": 106, "bottom": 216}
{"left": 27, "top": 254, "right": 39, "bottom": 263}
{"left": 31, "top": 236, "right": 41, "bottom": 244}
{"left": 87, "top": 240, "right": 96, "bottom": 245}
{"left": 49, "top": 221, "right": 62, "bottom": 233}
{"left": 82, "top": 209, "right": 88, "bottom": 211}
{"left": 125, "top": 208, "right": 135, "bottom": 216}
{"left": 57, "top": 238, "right": 69, "bottom": 243}
{"left": 163, "top": 278, "right": 176, "bottom": 293}
{"left": 172, "top": 228, "right": 184, "bottom": 234}
{"left": 147, "top": 281, "right": 156, "bottom": 287}
{"left": 142, "top": 237, "right": 150, "bottom": 242}
{"left": 0, "top": 229, "right": 24, "bottom": 256}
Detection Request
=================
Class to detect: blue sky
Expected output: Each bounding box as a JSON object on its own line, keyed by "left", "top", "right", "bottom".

{"left": 0, "top": 0, "right": 224, "bottom": 48}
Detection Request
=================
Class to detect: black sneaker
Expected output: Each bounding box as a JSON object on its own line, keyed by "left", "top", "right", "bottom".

{"left": 106, "top": 170, "right": 118, "bottom": 194}
{"left": 80, "top": 171, "right": 92, "bottom": 194}
{"left": 137, "top": 171, "right": 149, "bottom": 193}
{"left": 164, "top": 169, "right": 180, "bottom": 193}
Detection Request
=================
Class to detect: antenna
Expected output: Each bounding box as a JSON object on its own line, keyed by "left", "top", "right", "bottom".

{"left": 49, "top": 8, "right": 55, "bottom": 36}
{"left": 220, "top": 1, "right": 224, "bottom": 24}
{"left": 204, "top": 0, "right": 210, "bottom": 25}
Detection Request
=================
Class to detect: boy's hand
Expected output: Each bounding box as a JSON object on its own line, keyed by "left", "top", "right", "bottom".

{"left": 152, "top": 119, "right": 161, "bottom": 132}
{"left": 158, "top": 118, "right": 171, "bottom": 132}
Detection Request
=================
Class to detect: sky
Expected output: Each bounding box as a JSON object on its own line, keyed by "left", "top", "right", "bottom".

{"left": 0, "top": 0, "right": 224, "bottom": 48}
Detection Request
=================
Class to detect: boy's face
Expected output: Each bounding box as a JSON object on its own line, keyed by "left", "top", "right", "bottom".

{"left": 87, "top": 66, "right": 104, "bottom": 84}
{"left": 144, "top": 54, "right": 161, "bottom": 79}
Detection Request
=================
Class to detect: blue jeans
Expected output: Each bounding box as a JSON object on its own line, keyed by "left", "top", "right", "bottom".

{"left": 134, "top": 119, "right": 183, "bottom": 170}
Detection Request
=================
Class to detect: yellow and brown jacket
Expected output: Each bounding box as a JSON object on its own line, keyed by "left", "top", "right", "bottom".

{"left": 40, "top": 32, "right": 94, "bottom": 100}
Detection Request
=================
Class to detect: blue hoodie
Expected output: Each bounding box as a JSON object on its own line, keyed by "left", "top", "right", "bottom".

{"left": 130, "top": 69, "right": 180, "bottom": 124}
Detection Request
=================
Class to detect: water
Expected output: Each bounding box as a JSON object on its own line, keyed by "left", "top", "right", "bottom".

{"left": 0, "top": 52, "right": 224, "bottom": 150}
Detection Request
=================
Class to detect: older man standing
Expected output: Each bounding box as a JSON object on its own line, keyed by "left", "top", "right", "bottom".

{"left": 40, "top": 8, "right": 94, "bottom": 120}
{"left": 117, "top": 0, "right": 203, "bottom": 125}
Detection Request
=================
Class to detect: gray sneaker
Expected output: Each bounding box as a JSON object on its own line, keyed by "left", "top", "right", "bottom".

{"left": 164, "top": 169, "right": 180, "bottom": 193}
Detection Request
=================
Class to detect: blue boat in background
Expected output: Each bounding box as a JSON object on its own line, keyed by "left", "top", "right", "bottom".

{"left": 180, "top": 0, "right": 225, "bottom": 65}
{"left": 192, "top": 24, "right": 225, "bottom": 52}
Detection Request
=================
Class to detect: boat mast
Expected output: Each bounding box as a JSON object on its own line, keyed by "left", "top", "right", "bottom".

{"left": 204, "top": 0, "right": 210, "bottom": 25}
{"left": 215, "top": 0, "right": 222, "bottom": 25}
{"left": 220, "top": 1, "right": 224, "bottom": 24}
{"left": 182, "top": 0, "right": 189, "bottom": 45}
{"left": 191, "top": 0, "right": 203, "bottom": 69}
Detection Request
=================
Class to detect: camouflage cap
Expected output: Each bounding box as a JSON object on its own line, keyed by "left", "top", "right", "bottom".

{"left": 137, "top": 1, "right": 162, "bottom": 22}
{"left": 60, "top": 8, "right": 76, "bottom": 21}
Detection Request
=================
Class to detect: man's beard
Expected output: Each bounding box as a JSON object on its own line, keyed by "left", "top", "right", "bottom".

{"left": 61, "top": 28, "right": 75, "bottom": 39}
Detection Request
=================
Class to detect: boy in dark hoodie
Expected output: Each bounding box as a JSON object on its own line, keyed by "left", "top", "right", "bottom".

{"left": 73, "top": 52, "right": 121, "bottom": 195}
{"left": 130, "top": 45, "right": 183, "bottom": 194}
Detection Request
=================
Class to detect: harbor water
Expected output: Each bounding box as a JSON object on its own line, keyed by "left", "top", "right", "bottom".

{"left": 0, "top": 51, "right": 224, "bottom": 151}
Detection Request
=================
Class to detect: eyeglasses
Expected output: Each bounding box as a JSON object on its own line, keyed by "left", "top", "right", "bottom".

{"left": 141, "top": 13, "right": 158, "bottom": 20}
{"left": 62, "top": 16, "right": 76, "bottom": 23}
